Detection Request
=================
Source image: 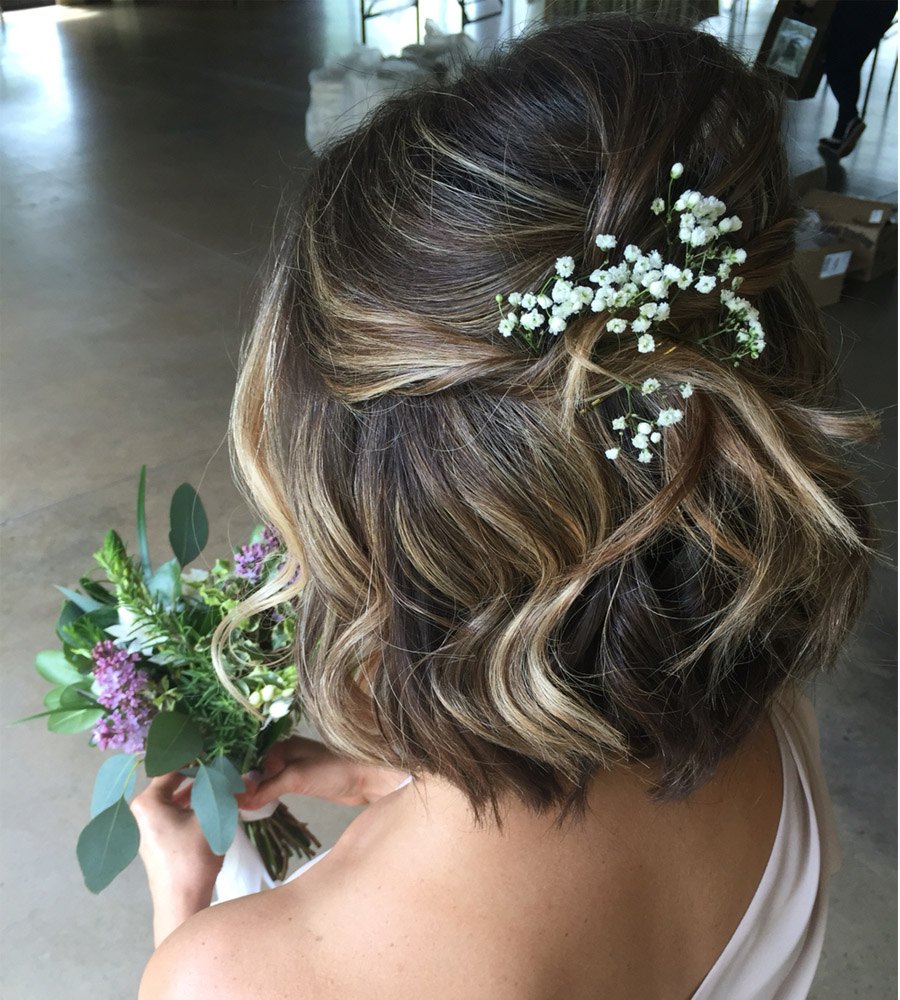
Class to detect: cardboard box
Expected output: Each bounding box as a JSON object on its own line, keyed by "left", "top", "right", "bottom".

{"left": 794, "top": 240, "right": 855, "bottom": 307}
{"left": 792, "top": 164, "right": 826, "bottom": 199}
{"left": 801, "top": 190, "right": 898, "bottom": 282}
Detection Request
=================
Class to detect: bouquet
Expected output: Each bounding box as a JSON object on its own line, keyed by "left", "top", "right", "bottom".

{"left": 26, "top": 468, "right": 319, "bottom": 895}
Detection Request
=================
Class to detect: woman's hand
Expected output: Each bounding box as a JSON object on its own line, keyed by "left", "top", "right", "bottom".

{"left": 237, "top": 736, "right": 407, "bottom": 812}
{"left": 131, "top": 773, "right": 224, "bottom": 947}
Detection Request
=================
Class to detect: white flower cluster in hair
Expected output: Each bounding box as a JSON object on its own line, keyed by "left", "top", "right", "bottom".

{"left": 494, "top": 163, "right": 766, "bottom": 463}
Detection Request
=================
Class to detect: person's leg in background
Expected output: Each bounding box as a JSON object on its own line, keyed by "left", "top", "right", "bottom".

{"left": 819, "top": 0, "right": 897, "bottom": 157}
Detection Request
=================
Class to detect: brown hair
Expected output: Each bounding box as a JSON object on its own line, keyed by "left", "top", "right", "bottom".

{"left": 214, "top": 14, "right": 880, "bottom": 820}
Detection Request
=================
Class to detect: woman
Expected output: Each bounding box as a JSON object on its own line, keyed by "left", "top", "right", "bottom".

{"left": 134, "top": 15, "right": 878, "bottom": 999}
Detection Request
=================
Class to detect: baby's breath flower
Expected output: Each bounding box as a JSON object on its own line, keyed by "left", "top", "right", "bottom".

{"left": 695, "top": 275, "right": 717, "bottom": 293}
{"left": 640, "top": 303, "right": 659, "bottom": 319}
{"left": 548, "top": 315, "right": 567, "bottom": 335}
{"left": 624, "top": 244, "right": 641, "bottom": 263}
{"left": 520, "top": 309, "right": 544, "bottom": 331}
{"left": 551, "top": 279, "right": 573, "bottom": 303}
{"left": 632, "top": 433, "right": 650, "bottom": 449}
{"left": 521, "top": 292, "right": 537, "bottom": 309}
{"left": 631, "top": 317, "right": 652, "bottom": 334}
{"left": 638, "top": 449, "right": 653, "bottom": 463}
{"left": 648, "top": 280, "right": 668, "bottom": 299}
{"left": 651, "top": 197, "right": 666, "bottom": 215}
{"left": 670, "top": 162, "right": 684, "bottom": 179}
{"left": 733, "top": 248, "right": 747, "bottom": 264}
{"left": 507, "top": 292, "right": 522, "bottom": 306}
{"left": 607, "top": 318, "right": 628, "bottom": 334}
{"left": 498, "top": 318, "right": 515, "bottom": 337}
{"left": 676, "top": 268, "right": 694, "bottom": 289}
{"left": 611, "top": 416, "right": 627, "bottom": 431}
{"left": 679, "top": 383, "right": 693, "bottom": 398}
{"left": 636, "top": 333, "right": 656, "bottom": 353}
{"left": 537, "top": 294, "right": 553, "bottom": 309}
{"left": 717, "top": 262, "right": 732, "bottom": 280}
{"left": 605, "top": 447, "right": 620, "bottom": 460}
{"left": 591, "top": 291, "right": 609, "bottom": 312}
{"left": 556, "top": 256, "right": 575, "bottom": 277}
{"left": 574, "top": 285, "right": 594, "bottom": 306}
{"left": 589, "top": 268, "right": 608, "bottom": 284}
{"left": 636, "top": 421, "right": 653, "bottom": 435}
{"left": 718, "top": 215, "right": 742, "bottom": 233}
{"left": 650, "top": 432, "right": 662, "bottom": 443}
{"left": 655, "top": 303, "right": 671, "bottom": 321}
{"left": 657, "top": 408, "right": 683, "bottom": 426}
{"left": 641, "top": 378, "right": 661, "bottom": 394}
{"left": 595, "top": 234, "right": 617, "bottom": 250}
{"left": 663, "top": 263, "right": 682, "bottom": 282}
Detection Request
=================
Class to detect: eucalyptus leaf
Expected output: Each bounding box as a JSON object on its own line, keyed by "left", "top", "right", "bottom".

{"left": 191, "top": 763, "right": 238, "bottom": 855}
{"left": 169, "top": 483, "right": 208, "bottom": 567}
{"left": 90, "top": 755, "right": 138, "bottom": 817}
{"left": 137, "top": 465, "right": 152, "bottom": 579}
{"left": 207, "top": 755, "right": 245, "bottom": 795}
{"left": 148, "top": 558, "right": 182, "bottom": 608}
{"left": 47, "top": 707, "right": 105, "bottom": 734}
{"left": 76, "top": 798, "right": 140, "bottom": 893}
{"left": 35, "top": 650, "right": 83, "bottom": 686}
{"left": 143, "top": 711, "right": 204, "bottom": 776}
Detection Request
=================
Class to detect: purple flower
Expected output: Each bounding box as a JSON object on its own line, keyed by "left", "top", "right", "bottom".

{"left": 234, "top": 526, "right": 282, "bottom": 582}
{"left": 89, "top": 640, "right": 155, "bottom": 753}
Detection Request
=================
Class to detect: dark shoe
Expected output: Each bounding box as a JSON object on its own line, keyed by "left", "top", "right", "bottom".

{"left": 818, "top": 117, "right": 866, "bottom": 158}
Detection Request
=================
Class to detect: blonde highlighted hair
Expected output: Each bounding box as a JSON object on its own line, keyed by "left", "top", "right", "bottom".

{"left": 214, "top": 15, "right": 879, "bottom": 819}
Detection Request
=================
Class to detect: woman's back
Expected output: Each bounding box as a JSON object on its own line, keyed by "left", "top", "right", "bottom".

{"left": 148, "top": 700, "right": 789, "bottom": 999}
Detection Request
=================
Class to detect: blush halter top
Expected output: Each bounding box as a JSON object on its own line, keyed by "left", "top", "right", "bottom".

{"left": 285, "top": 690, "right": 839, "bottom": 999}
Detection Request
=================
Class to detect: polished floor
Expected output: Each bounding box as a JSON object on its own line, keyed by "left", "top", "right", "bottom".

{"left": 0, "top": 3, "right": 896, "bottom": 998}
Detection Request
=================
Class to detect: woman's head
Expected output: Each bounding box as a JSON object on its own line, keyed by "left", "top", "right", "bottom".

{"left": 218, "top": 15, "right": 878, "bottom": 819}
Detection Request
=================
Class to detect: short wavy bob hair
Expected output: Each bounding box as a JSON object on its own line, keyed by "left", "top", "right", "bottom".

{"left": 214, "top": 14, "right": 879, "bottom": 820}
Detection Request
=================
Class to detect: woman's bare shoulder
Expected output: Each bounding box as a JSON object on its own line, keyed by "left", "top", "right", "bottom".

{"left": 138, "top": 886, "right": 324, "bottom": 1000}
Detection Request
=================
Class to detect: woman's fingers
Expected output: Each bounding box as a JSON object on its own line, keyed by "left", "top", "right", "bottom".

{"left": 236, "top": 768, "right": 299, "bottom": 811}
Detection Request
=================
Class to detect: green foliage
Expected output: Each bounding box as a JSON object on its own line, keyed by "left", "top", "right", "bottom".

{"left": 169, "top": 483, "right": 209, "bottom": 567}
{"left": 78, "top": 576, "right": 116, "bottom": 606}
{"left": 90, "top": 754, "right": 138, "bottom": 817}
{"left": 35, "top": 650, "right": 84, "bottom": 686}
{"left": 143, "top": 711, "right": 204, "bottom": 776}
{"left": 94, "top": 530, "right": 148, "bottom": 607}
{"left": 207, "top": 755, "right": 245, "bottom": 795}
{"left": 55, "top": 601, "right": 84, "bottom": 644}
{"left": 58, "top": 606, "right": 119, "bottom": 656}
{"left": 77, "top": 798, "right": 140, "bottom": 893}
{"left": 47, "top": 706, "right": 105, "bottom": 734}
{"left": 191, "top": 763, "right": 238, "bottom": 855}
{"left": 55, "top": 586, "right": 105, "bottom": 614}
{"left": 136, "top": 465, "right": 152, "bottom": 578}
{"left": 147, "top": 558, "right": 182, "bottom": 608}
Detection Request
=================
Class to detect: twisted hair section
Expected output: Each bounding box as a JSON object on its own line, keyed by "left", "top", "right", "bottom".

{"left": 213, "top": 15, "right": 880, "bottom": 818}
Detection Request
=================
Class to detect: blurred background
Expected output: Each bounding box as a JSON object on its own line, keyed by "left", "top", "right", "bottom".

{"left": 0, "top": 1, "right": 896, "bottom": 996}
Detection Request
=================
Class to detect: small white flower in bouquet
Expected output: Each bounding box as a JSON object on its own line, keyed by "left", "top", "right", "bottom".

{"left": 26, "top": 468, "right": 319, "bottom": 895}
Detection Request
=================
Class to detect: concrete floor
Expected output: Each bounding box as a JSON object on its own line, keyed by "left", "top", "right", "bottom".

{"left": 0, "top": 2, "right": 895, "bottom": 997}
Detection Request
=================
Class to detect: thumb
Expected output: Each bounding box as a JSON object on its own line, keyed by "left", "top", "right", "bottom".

{"left": 236, "top": 768, "right": 298, "bottom": 811}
